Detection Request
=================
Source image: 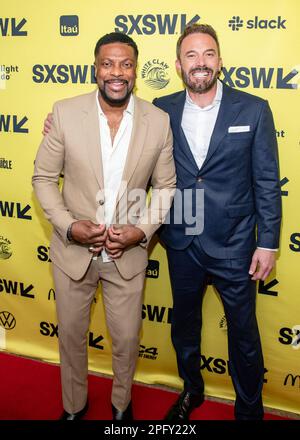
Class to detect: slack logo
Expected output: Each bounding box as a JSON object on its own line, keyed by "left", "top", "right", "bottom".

{"left": 228, "top": 16, "right": 287, "bottom": 31}
{"left": 60, "top": 15, "right": 79, "bottom": 36}
{"left": 228, "top": 16, "right": 244, "bottom": 31}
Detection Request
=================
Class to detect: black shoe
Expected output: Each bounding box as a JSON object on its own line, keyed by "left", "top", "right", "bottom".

{"left": 112, "top": 401, "right": 133, "bottom": 421}
{"left": 164, "top": 391, "right": 204, "bottom": 421}
{"left": 60, "top": 401, "right": 89, "bottom": 420}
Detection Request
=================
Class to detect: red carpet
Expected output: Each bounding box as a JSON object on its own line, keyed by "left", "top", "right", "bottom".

{"left": 0, "top": 352, "right": 291, "bottom": 420}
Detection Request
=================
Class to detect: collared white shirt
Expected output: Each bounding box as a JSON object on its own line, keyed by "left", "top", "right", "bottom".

{"left": 181, "top": 79, "right": 222, "bottom": 170}
{"left": 95, "top": 91, "right": 134, "bottom": 261}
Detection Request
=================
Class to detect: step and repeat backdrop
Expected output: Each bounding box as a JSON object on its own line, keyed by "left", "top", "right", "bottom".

{"left": 1, "top": 0, "right": 299, "bottom": 415}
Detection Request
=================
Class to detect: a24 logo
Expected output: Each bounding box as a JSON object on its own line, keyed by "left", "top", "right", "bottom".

{"left": 139, "top": 345, "right": 158, "bottom": 359}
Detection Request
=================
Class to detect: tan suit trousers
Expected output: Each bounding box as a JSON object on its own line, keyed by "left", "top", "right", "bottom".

{"left": 52, "top": 256, "right": 145, "bottom": 413}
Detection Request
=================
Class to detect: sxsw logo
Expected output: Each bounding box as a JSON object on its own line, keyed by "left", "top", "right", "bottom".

{"left": 0, "top": 201, "right": 32, "bottom": 220}
{"left": 201, "top": 355, "right": 230, "bottom": 375}
{"left": 278, "top": 326, "right": 300, "bottom": 349}
{"left": 0, "top": 18, "right": 27, "bottom": 36}
{"left": 258, "top": 279, "right": 279, "bottom": 297}
{"left": 0, "top": 114, "right": 28, "bottom": 133}
{"left": 290, "top": 233, "right": 300, "bottom": 252}
{"left": 221, "top": 67, "right": 299, "bottom": 89}
{"left": 114, "top": 13, "right": 200, "bottom": 35}
{"left": 60, "top": 15, "right": 79, "bottom": 36}
{"left": 228, "top": 16, "right": 286, "bottom": 31}
{"left": 40, "top": 321, "right": 104, "bottom": 349}
{"left": 142, "top": 304, "right": 172, "bottom": 324}
{"left": 32, "top": 64, "right": 96, "bottom": 84}
{"left": 200, "top": 355, "right": 268, "bottom": 382}
{"left": 37, "top": 245, "right": 51, "bottom": 262}
{"left": 0, "top": 278, "right": 35, "bottom": 298}
{"left": 280, "top": 177, "right": 289, "bottom": 196}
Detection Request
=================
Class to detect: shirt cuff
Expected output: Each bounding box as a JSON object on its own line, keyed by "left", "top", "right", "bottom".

{"left": 257, "top": 247, "right": 278, "bottom": 252}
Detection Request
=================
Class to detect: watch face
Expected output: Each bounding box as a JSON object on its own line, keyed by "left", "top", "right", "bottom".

{"left": 67, "top": 224, "right": 74, "bottom": 241}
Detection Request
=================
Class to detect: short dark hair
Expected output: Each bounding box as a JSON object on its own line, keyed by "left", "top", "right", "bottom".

{"left": 176, "top": 23, "right": 220, "bottom": 59}
{"left": 94, "top": 32, "right": 139, "bottom": 60}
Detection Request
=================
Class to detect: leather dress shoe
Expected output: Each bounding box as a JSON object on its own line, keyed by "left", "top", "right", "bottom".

{"left": 60, "top": 401, "right": 89, "bottom": 420}
{"left": 112, "top": 401, "right": 133, "bottom": 421}
{"left": 164, "top": 391, "right": 204, "bottom": 421}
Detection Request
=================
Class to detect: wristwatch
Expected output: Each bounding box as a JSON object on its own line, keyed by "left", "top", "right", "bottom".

{"left": 140, "top": 235, "right": 147, "bottom": 244}
{"left": 66, "top": 223, "right": 74, "bottom": 241}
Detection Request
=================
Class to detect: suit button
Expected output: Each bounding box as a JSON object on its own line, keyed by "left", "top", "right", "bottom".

{"left": 197, "top": 177, "right": 203, "bottom": 182}
{"left": 98, "top": 199, "right": 105, "bottom": 205}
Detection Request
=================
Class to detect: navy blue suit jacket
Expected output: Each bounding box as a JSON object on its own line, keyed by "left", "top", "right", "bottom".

{"left": 154, "top": 83, "right": 281, "bottom": 259}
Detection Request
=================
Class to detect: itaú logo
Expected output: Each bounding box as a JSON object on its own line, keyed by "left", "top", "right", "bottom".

{"left": 0, "top": 311, "right": 16, "bottom": 330}
{"left": 60, "top": 15, "right": 79, "bottom": 36}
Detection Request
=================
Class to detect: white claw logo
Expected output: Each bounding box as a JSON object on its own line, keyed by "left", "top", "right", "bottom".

{"left": 291, "top": 325, "right": 300, "bottom": 350}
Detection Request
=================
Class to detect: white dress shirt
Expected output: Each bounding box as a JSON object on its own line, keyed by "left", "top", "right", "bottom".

{"left": 96, "top": 91, "right": 134, "bottom": 261}
{"left": 181, "top": 79, "right": 222, "bottom": 170}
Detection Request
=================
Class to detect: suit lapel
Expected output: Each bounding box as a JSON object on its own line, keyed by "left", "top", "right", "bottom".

{"left": 117, "top": 96, "right": 148, "bottom": 202}
{"left": 82, "top": 91, "right": 104, "bottom": 189}
{"left": 200, "top": 83, "right": 241, "bottom": 169}
{"left": 170, "top": 92, "right": 199, "bottom": 175}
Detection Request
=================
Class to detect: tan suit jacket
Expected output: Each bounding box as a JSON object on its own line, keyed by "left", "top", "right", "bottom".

{"left": 32, "top": 91, "right": 176, "bottom": 280}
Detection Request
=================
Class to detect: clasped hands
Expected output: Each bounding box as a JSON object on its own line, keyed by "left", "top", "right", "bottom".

{"left": 69, "top": 220, "right": 145, "bottom": 259}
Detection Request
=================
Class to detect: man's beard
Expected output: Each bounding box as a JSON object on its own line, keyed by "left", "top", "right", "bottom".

{"left": 182, "top": 67, "right": 219, "bottom": 94}
{"left": 99, "top": 80, "right": 133, "bottom": 106}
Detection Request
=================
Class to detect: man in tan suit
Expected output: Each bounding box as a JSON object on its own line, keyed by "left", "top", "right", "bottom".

{"left": 32, "top": 32, "right": 176, "bottom": 420}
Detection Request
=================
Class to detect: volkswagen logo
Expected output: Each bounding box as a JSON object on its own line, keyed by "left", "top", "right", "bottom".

{"left": 0, "top": 311, "right": 16, "bottom": 330}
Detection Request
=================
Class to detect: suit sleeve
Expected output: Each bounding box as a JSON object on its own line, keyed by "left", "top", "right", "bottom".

{"left": 32, "top": 102, "right": 75, "bottom": 244}
{"left": 137, "top": 115, "right": 176, "bottom": 245}
{"left": 252, "top": 100, "right": 282, "bottom": 249}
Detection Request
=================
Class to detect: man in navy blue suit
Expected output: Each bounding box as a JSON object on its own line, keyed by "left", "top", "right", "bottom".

{"left": 154, "top": 23, "right": 281, "bottom": 420}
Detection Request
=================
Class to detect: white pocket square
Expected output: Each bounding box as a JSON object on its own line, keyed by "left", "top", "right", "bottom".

{"left": 228, "top": 125, "right": 250, "bottom": 133}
